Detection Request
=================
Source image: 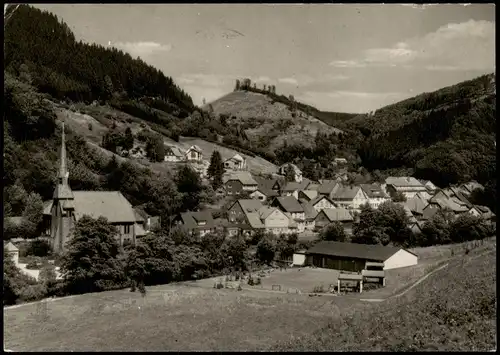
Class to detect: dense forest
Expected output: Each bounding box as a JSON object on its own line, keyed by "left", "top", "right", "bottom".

{"left": 4, "top": 5, "right": 194, "bottom": 115}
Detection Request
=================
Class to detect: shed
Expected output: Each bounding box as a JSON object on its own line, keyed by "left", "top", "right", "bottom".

{"left": 4, "top": 241, "right": 19, "bottom": 266}
{"left": 305, "top": 241, "right": 418, "bottom": 271}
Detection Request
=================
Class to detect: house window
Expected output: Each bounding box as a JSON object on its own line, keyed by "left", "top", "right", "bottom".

{"left": 124, "top": 225, "right": 131, "bottom": 234}
{"left": 67, "top": 210, "right": 73, "bottom": 218}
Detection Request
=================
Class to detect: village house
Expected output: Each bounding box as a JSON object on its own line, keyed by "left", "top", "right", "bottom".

{"left": 252, "top": 206, "right": 298, "bottom": 235}
{"left": 317, "top": 180, "right": 340, "bottom": 200}
{"left": 185, "top": 145, "right": 203, "bottom": 162}
{"left": 360, "top": 183, "right": 390, "bottom": 209}
{"left": 314, "top": 208, "right": 354, "bottom": 234}
{"left": 227, "top": 199, "right": 264, "bottom": 224}
{"left": 224, "top": 153, "right": 247, "bottom": 170}
{"left": 249, "top": 187, "right": 278, "bottom": 203}
{"left": 278, "top": 163, "right": 303, "bottom": 183}
{"left": 164, "top": 145, "right": 184, "bottom": 162}
{"left": 308, "top": 195, "right": 337, "bottom": 212}
{"left": 408, "top": 220, "right": 426, "bottom": 235}
{"left": 223, "top": 171, "right": 258, "bottom": 195}
{"left": 281, "top": 179, "right": 311, "bottom": 199}
{"left": 297, "top": 189, "right": 318, "bottom": 202}
{"left": 305, "top": 241, "right": 418, "bottom": 271}
{"left": 331, "top": 185, "right": 370, "bottom": 211}
{"left": 383, "top": 177, "right": 428, "bottom": 199}
{"left": 271, "top": 196, "right": 306, "bottom": 232}
{"left": 175, "top": 211, "right": 216, "bottom": 237}
{"left": 400, "top": 196, "right": 428, "bottom": 220}
{"left": 47, "top": 124, "right": 145, "bottom": 253}
{"left": 300, "top": 201, "right": 318, "bottom": 231}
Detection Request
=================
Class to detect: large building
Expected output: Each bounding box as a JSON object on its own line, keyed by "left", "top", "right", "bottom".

{"left": 48, "top": 123, "right": 145, "bottom": 253}
{"left": 305, "top": 241, "right": 418, "bottom": 271}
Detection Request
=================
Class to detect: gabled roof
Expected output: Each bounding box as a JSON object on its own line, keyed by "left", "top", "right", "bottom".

{"left": 300, "top": 202, "right": 318, "bottom": 220}
{"left": 258, "top": 206, "right": 278, "bottom": 220}
{"left": 385, "top": 176, "right": 424, "bottom": 187}
{"left": 133, "top": 208, "right": 147, "bottom": 223}
{"left": 429, "top": 197, "right": 469, "bottom": 213}
{"left": 274, "top": 196, "right": 304, "bottom": 213}
{"left": 245, "top": 212, "right": 265, "bottom": 229}
{"left": 305, "top": 241, "right": 413, "bottom": 262}
{"left": 282, "top": 180, "right": 310, "bottom": 192}
{"left": 331, "top": 185, "right": 365, "bottom": 200}
{"left": 4, "top": 241, "right": 19, "bottom": 252}
{"left": 224, "top": 171, "right": 258, "bottom": 186}
{"left": 252, "top": 187, "right": 278, "bottom": 198}
{"left": 309, "top": 195, "right": 336, "bottom": 207}
{"left": 318, "top": 180, "right": 340, "bottom": 195}
{"left": 235, "top": 199, "right": 264, "bottom": 214}
{"left": 165, "top": 145, "right": 184, "bottom": 157}
{"left": 421, "top": 207, "right": 439, "bottom": 220}
{"left": 299, "top": 190, "right": 318, "bottom": 201}
{"left": 360, "top": 184, "right": 389, "bottom": 199}
{"left": 180, "top": 211, "right": 215, "bottom": 229}
{"left": 225, "top": 153, "right": 245, "bottom": 162}
{"left": 186, "top": 145, "right": 202, "bottom": 153}
{"left": 316, "top": 208, "right": 353, "bottom": 222}
{"left": 398, "top": 204, "right": 418, "bottom": 223}
{"left": 306, "top": 183, "right": 320, "bottom": 191}
{"left": 402, "top": 197, "right": 428, "bottom": 215}
{"left": 72, "top": 191, "right": 137, "bottom": 223}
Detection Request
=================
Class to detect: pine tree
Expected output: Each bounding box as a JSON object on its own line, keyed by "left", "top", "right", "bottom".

{"left": 207, "top": 151, "right": 225, "bottom": 190}
{"left": 123, "top": 127, "right": 134, "bottom": 151}
{"left": 284, "top": 164, "right": 296, "bottom": 182}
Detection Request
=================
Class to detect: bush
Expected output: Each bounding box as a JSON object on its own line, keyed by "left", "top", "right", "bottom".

{"left": 17, "top": 283, "right": 48, "bottom": 303}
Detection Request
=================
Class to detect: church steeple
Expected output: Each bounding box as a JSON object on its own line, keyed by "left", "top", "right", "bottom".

{"left": 53, "top": 122, "right": 74, "bottom": 199}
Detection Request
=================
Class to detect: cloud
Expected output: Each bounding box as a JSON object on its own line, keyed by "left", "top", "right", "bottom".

{"left": 112, "top": 41, "right": 172, "bottom": 58}
{"left": 278, "top": 77, "right": 299, "bottom": 85}
{"left": 329, "top": 19, "right": 495, "bottom": 72}
{"left": 253, "top": 76, "right": 272, "bottom": 83}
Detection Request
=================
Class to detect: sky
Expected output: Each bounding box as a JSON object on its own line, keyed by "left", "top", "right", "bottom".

{"left": 34, "top": 4, "right": 495, "bottom": 113}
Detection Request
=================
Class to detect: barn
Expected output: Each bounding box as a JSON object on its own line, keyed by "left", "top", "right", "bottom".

{"left": 305, "top": 241, "right": 418, "bottom": 271}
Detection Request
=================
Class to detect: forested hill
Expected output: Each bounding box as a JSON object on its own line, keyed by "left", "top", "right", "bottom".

{"left": 346, "top": 73, "right": 496, "bottom": 188}
{"left": 4, "top": 4, "right": 194, "bottom": 116}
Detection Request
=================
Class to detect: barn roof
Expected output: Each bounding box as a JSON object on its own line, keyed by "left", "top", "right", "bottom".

{"left": 306, "top": 241, "right": 415, "bottom": 261}
{"left": 72, "top": 191, "right": 137, "bottom": 223}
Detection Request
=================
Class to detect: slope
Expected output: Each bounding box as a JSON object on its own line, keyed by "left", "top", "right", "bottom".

{"left": 347, "top": 73, "right": 496, "bottom": 187}
{"left": 204, "top": 90, "right": 343, "bottom": 151}
{"left": 274, "top": 245, "right": 496, "bottom": 351}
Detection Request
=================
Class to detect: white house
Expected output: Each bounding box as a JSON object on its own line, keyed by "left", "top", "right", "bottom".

{"left": 309, "top": 195, "right": 337, "bottom": 212}
{"left": 331, "top": 185, "right": 370, "bottom": 211}
{"left": 224, "top": 153, "right": 247, "bottom": 170}
{"left": 360, "top": 184, "right": 390, "bottom": 209}
{"left": 185, "top": 145, "right": 203, "bottom": 162}
{"left": 271, "top": 196, "right": 306, "bottom": 232}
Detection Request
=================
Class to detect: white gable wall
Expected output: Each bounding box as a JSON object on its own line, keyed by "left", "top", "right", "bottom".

{"left": 383, "top": 249, "right": 418, "bottom": 270}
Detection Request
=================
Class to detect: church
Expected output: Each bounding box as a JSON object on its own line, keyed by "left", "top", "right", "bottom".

{"left": 46, "top": 123, "right": 146, "bottom": 253}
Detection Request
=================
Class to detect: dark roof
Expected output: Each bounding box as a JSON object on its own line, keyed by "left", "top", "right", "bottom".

{"left": 305, "top": 241, "right": 415, "bottom": 261}
{"left": 180, "top": 211, "right": 215, "bottom": 229}
{"left": 318, "top": 180, "right": 339, "bottom": 195}
{"left": 72, "top": 191, "right": 137, "bottom": 223}
{"left": 274, "top": 196, "right": 304, "bottom": 213}
{"left": 360, "top": 183, "right": 389, "bottom": 198}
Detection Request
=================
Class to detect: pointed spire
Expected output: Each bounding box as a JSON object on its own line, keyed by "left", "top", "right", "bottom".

{"left": 59, "top": 122, "right": 68, "bottom": 182}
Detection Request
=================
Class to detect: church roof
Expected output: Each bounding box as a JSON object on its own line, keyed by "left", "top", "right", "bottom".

{"left": 53, "top": 183, "right": 74, "bottom": 199}
{"left": 72, "top": 191, "right": 137, "bottom": 223}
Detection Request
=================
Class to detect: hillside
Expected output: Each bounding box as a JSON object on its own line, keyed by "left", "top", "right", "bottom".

{"left": 343, "top": 73, "right": 496, "bottom": 188}
{"left": 203, "top": 90, "right": 343, "bottom": 150}
{"left": 275, "top": 246, "right": 496, "bottom": 351}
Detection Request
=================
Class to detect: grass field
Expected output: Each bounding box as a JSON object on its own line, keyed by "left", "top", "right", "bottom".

{"left": 4, "top": 239, "right": 496, "bottom": 351}
{"left": 274, "top": 243, "right": 497, "bottom": 351}
{"left": 3, "top": 283, "right": 367, "bottom": 351}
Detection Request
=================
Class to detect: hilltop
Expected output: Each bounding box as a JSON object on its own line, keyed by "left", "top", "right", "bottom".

{"left": 202, "top": 90, "right": 344, "bottom": 151}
